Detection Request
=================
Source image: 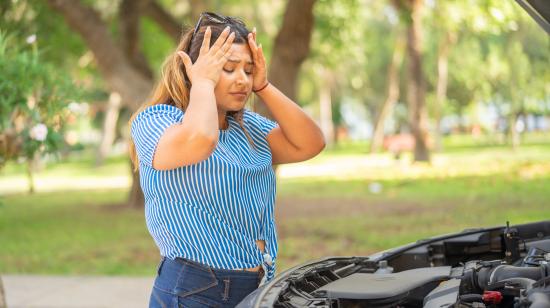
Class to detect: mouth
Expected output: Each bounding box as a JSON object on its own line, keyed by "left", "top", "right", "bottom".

{"left": 230, "top": 92, "right": 248, "bottom": 100}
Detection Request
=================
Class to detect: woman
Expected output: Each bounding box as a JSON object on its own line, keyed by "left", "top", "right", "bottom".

{"left": 130, "top": 12, "right": 325, "bottom": 307}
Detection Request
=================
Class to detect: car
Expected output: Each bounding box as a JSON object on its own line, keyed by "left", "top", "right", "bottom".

{"left": 236, "top": 2, "right": 550, "bottom": 307}
{"left": 237, "top": 220, "right": 550, "bottom": 307}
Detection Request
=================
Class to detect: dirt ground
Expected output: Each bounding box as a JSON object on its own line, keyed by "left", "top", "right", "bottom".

{"left": 275, "top": 196, "right": 429, "bottom": 221}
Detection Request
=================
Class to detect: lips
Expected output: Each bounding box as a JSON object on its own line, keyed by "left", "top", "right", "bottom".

{"left": 230, "top": 92, "right": 248, "bottom": 100}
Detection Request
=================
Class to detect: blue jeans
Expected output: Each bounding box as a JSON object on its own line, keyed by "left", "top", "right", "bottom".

{"left": 149, "top": 257, "right": 263, "bottom": 308}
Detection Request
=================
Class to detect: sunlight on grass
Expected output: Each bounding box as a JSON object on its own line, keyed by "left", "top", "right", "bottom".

{"left": 1, "top": 136, "right": 549, "bottom": 275}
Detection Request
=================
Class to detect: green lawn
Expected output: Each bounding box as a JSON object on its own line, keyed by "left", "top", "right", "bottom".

{"left": 1, "top": 136, "right": 549, "bottom": 275}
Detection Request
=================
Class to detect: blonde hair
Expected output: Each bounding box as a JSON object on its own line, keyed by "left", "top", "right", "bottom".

{"left": 129, "top": 21, "right": 255, "bottom": 171}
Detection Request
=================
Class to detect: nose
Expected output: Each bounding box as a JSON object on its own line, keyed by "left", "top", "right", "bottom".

{"left": 236, "top": 70, "right": 248, "bottom": 87}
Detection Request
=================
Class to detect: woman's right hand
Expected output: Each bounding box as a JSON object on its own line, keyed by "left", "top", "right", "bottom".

{"left": 178, "top": 26, "right": 235, "bottom": 87}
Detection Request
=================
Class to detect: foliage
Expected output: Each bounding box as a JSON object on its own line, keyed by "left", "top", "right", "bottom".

{"left": 1, "top": 139, "right": 549, "bottom": 274}
{"left": 0, "top": 31, "right": 79, "bottom": 168}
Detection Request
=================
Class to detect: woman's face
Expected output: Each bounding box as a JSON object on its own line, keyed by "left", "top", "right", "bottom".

{"left": 214, "top": 43, "right": 254, "bottom": 114}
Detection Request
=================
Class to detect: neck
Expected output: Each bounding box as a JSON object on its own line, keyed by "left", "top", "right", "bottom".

{"left": 218, "top": 112, "right": 228, "bottom": 130}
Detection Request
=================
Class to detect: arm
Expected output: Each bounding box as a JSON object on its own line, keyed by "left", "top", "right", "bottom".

{"left": 153, "top": 81, "right": 218, "bottom": 170}
{"left": 247, "top": 30, "right": 325, "bottom": 165}
{"left": 257, "top": 84, "right": 325, "bottom": 164}
{"left": 152, "top": 27, "right": 235, "bottom": 170}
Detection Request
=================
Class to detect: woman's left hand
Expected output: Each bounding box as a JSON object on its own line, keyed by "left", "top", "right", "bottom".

{"left": 247, "top": 28, "right": 268, "bottom": 91}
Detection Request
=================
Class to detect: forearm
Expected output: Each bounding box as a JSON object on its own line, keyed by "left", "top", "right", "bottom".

{"left": 256, "top": 84, "right": 325, "bottom": 151}
{"left": 151, "top": 81, "right": 219, "bottom": 170}
{"left": 180, "top": 81, "right": 219, "bottom": 141}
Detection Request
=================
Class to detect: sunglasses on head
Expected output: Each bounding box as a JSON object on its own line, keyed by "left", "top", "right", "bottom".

{"left": 189, "top": 12, "right": 245, "bottom": 44}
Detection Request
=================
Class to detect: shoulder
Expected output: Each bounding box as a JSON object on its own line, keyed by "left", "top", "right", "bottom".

{"left": 132, "top": 104, "right": 184, "bottom": 130}
{"left": 130, "top": 104, "right": 185, "bottom": 167}
{"left": 135, "top": 104, "right": 184, "bottom": 122}
{"left": 243, "top": 109, "right": 275, "bottom": 126}
{"left": 242, "top": 109, "right": 278, "bottom": 138}
{"left": 242, "top": 108, "right": 260, "bottom": 123}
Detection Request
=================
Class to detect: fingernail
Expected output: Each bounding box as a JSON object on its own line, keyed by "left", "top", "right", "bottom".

{"left": 207, "top": 26, "right": 211, "bottom": 31}
{"left": 224, "top": 26, "right": 230, "bottom": 31}
{"left": 253, "top": 27, "right": 256, "bottom": 33}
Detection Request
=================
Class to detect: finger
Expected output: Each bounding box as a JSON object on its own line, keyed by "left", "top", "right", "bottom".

{"left": 210, "top": 26, "right": 231, "bottom": 54}
{"left": 257, "top": 44, "right": 266, "bottom": 65}
{"left": 177, "top": 51, "right": 193, "bottom": 78}
{"left": 247, "top": 34, "right": 259, "bottom": 61}
{"left": 258, "top": 43, "right": 263, "bottom": 54}
{"left": 216, "top": 31, "right": 235, "bottom": 59}
{"left": 199, "top": 26, "right": 211, "bottom": 55}
{"left": 247, "top": 33, "right": 258, "bottom": 52}
{"left": 253, "top": 27, "right": 257, "bottom": 42}
{"left": 258, "top": 44, "right": 263, "bottom": 57}
{"left": 247, "top": 32, "right": 255, "bottom": 46}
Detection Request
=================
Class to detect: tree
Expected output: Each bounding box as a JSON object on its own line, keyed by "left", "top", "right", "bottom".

{"left": 0, "top": 276, "right": 5, "bottom": 308}
{"left": 45, "top": 0, "right": 318, "bottom": 207}
{"left": 370, "top": 29, "right": 405, "bottom": 153}
{"left": 429, "top": 0, "right": 460, "bottom": 151}
{"left": 45, "top": 0, "right": 175, "bottom": 207}
{"left": 0, "top": 31, "right": 77, "bottom": 191}
{"left": 393, "top": 0, "right": 430, "bottom": 162}
{"left": 305, "top": 0, "right": 365, "bottom": 145}
{"left": 257, "top": 0, "right": 317, "bottom": 118}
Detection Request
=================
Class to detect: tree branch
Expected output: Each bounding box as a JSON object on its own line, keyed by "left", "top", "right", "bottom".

{"left": 119, "top": 0, "right": 153, "bottom": 78}
{"left": 46, "top": 0, "right": 152, "bottom": 110}
{"left": 144, "top": 1, "right": 183, "bottom": 42}
{"left": 264, "top": 0, "right": 316, "bottom": 108}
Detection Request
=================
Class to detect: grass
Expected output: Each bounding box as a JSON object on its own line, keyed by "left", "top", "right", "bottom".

{"left": 275, "top": 174, "right": 550, "bottom": 269}
{"left": 1, "top": 135, "right": 549, "bottom": 275}
{"left": 0, "top": 189, "right": 157, "bottom": 275}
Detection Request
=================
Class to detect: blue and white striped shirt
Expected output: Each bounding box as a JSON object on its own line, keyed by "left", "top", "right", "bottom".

{"left": 131, "top": 104, "right": 278, "bottom": 281}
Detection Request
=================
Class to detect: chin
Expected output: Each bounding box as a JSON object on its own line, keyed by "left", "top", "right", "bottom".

{"left": 225, "top": 101, "right": 247, "bottom": 112}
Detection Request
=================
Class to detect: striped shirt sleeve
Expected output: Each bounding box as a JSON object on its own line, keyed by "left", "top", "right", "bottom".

{"left": 243, "top": 109, "right": 278, "bottom": 139}
{"left": 131, "top": 104, "right": 184, "bottom": 167}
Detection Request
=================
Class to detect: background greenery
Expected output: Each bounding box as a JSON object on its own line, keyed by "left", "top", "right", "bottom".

{"left": 2, "top": 136, "right": 549, "bottom": 275}
{"left": 0, "top": 0, "right": 549, "bottom": 278}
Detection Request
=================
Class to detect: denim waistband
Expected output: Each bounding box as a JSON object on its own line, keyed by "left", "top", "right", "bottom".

{"left": 172, "top": 257, "right": 263, "bottom": 277}
{"left": 153, "top": 256, "right": 263, "bottom": 306}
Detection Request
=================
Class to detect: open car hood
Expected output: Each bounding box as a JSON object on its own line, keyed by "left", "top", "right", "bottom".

{"left": 237, "top": 220, "right": 550, "bottom": 307}
{"left": 516, "top": 0, "right": 550, "bottom": 34}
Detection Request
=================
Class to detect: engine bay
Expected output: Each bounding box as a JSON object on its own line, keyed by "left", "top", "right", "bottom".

{"left": 269, "top": 221, "right": 550, "bottom": 308}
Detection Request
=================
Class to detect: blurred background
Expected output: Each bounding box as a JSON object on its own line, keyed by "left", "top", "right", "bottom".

{"left": 1, "top": 0, "right": 549, "bottom": 287}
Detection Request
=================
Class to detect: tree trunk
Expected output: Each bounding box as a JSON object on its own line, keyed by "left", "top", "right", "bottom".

{"left": 189, "top": 0, "right": 212, "bottom": 21}
{"left": 257, "top": 0, "right": 316, "bottom": 118}
{"left": 26, "top": 159, "right": 35, "bottom": 194}
{"left": 510, "top": 113, "right": 521, "bottom": 150}
{"left": 405, "top": 0, "right": 430, "bottom": 162}
{"left": 319, "top": 68, "right": 334, "bottom": 146}
{"left": 370, "top": 31, "right": 405, "bottom": 153}
{"left": 46, "top": 0, "right": 153, "bottom": 110}
{"left": 434, "top": 31, "right": 456, "bottom": 152}
{"left": 144, "top": 1, "right": 182, "bottom": 42}
{"left": 46, "top": 0, "right": 154, "bottom": 207}
{"left": 129, "top": 164, "right": 145, "bottom": 209}
{"left": 119, "top": 0, "right": 153, "bottom": 80}
{"left": 0, "top": 276, "right": 6, "bottom": 308}
{"left": 96, "top": 92, "right": 122, "bottom": 166}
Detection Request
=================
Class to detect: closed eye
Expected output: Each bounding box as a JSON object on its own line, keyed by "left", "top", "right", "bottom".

{"left": 224, "top": 68, "right": 253, "bottom": 75}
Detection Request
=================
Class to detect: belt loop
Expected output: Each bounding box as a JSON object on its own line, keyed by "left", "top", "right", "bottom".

{"left": 258, "top": 263, "right": 267, "bottom": 286}
{"left": 156, "top": 257, "right": 166, "bottom": 276}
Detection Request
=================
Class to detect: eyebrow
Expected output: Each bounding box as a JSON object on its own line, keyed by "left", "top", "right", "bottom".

{"left": 227, "top": 58, "right": 254, "bottom": 65}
